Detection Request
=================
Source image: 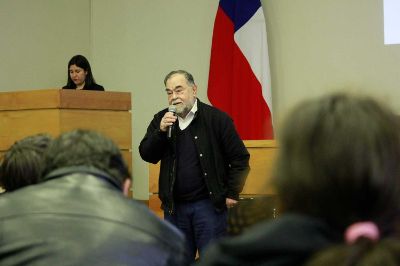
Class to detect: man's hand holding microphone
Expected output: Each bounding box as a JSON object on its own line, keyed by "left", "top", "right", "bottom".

{"left": 160, "top": 105, "right": 177, "bottom": 138}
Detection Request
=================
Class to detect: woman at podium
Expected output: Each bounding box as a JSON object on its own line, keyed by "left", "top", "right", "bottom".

{"left": 62, "top": 55, "right": 104, "bottom": 91}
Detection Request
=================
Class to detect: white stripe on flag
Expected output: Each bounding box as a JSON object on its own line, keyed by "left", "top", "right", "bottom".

{"left": 234, "top": 8, "right": 272, "bottom": 113}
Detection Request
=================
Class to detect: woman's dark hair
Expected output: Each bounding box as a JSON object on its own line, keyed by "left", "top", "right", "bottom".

{"left": 0, "top": 134, "right": 52, "bottom": 191}
{"left": 273, "top": 93, "right": 400, "bottom": 234}
{"left": 64, "top": 55, "right": 96, "bottom": 89}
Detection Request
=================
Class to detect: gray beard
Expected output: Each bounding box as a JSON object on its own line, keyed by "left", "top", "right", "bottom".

{"left": 176, "top": 105, "right": 190, "bottom": 118}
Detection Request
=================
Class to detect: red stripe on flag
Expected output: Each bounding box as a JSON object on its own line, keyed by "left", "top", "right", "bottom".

{"left": 208, "top": 6, "right": 273, "bottom": 140}
{"left": 208, "top": 7, "right": 234, "bottom": 111}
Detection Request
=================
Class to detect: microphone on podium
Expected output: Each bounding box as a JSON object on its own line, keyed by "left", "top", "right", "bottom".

{"left": 167, "top": 105, "right": 177, "bottom": 139}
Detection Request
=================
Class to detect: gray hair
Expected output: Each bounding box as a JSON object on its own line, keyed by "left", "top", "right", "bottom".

{"left": 164, "top": 70, "right": 195, "bottom": 86}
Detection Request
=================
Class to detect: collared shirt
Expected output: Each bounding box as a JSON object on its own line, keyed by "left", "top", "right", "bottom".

{"left": 178, "top": 99, "right": 198, "bottom": 130}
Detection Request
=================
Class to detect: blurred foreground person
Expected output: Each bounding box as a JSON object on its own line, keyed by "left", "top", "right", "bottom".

{"left": 0, "top": 129, "right": 186, "bottom": 266}
{"left": 197, "top": 93, "right": 400, "bottom": 266}
{"left": 0, "top": 133, "right": 51, "bottom": 192}
{"left": 306, "top": 223, "right": 400, "bottom": 266}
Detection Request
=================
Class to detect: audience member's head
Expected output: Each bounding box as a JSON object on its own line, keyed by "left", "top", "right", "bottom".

{"left": 0, "top": 129, "right": 186, "bottom": 265}
{"left": 42, "top": 129, "right": 130, "bottom": 194}
{"left": 0, "top": 133, "right": 52, "bottom": 192}
{"left": 306, "top": 223, "right": 400, "bottom": 266}
{"left": 273, "top": 93, "right": 400, "bottom": 235}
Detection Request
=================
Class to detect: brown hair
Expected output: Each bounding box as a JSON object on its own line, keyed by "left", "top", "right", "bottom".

{"left": 273, "top": 93, "right": 400, "bottom": 234}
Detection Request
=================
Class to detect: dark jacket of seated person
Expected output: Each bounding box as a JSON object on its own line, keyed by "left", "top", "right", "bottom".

{"left": 197, "top": 213, "right": 339, "bottom": 266}
{"left": 0, "top": 130, "right": 186, "bottom": 266}
{"left": 62, "top": 83, "right": 104, "bottom": 91}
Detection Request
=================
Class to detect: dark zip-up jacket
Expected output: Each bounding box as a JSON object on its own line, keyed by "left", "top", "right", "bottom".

{"left": 196, "top": 213, "right": 341, "bottom": 266}
{"left": 139, "top": 99, "right": 250, "bottom": 213}
{"left": 0, "top": 166, "right": 186, "bottom": 265}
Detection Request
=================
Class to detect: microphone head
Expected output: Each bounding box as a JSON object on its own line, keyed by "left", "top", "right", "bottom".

{"left": 168, "top": 105, "right": 177, "bottom": 113}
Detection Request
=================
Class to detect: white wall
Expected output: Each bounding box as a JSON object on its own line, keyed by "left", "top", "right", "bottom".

{"left": 2, "top": 0, "right": 400, "bottom": 199}
{"left": 0, "top": 0, "right": 91, "bottom": 91}
{"left": 264, "top": 0, "right": 400, "bottom": 125}
{"left": 91, "top": 0, "right": 218, "bottom": 199}
{"left": 92, "top": 0, "right": 400, "bottom": 199}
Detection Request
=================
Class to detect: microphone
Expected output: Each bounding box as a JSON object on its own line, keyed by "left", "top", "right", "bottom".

{"left": 167, "top": 105, "right": 177, "bottom": 139}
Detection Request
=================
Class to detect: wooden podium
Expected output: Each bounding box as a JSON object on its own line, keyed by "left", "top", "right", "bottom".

{"left": 0, "top": 89, "right": 132, "bottom": 173}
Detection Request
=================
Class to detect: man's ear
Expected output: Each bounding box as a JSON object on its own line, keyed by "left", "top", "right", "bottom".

{"left": 193, "top": 84, "right": 197, "bottom": 96}
{"left": 122, "top": 178, "right": 132, "bottom": 197}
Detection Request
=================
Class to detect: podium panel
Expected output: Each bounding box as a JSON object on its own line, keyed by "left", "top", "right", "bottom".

{"left": 0, "top": 89, "right": 132, "bottom": 174}
{"left": 60, "top": 110, "right": 131, "bottom": 149}
{"left": 0, "top": 109, "right": 60, "bottom": 150}
{"left": 241, "top": 140, "right": 277, "bottom": 195}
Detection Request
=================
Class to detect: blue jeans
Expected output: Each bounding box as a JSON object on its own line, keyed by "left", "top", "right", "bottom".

{"left": 164, "top": 198, "right": 227, "bottom": 262}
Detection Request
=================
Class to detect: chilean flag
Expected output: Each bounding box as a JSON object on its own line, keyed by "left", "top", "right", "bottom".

{"left": 208, "top": 0, "right": 273, "bottom": 140}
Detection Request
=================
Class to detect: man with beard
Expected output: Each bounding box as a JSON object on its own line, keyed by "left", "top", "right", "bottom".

{"left": 139, "top": 70, "right": 250, "bottom": 263}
